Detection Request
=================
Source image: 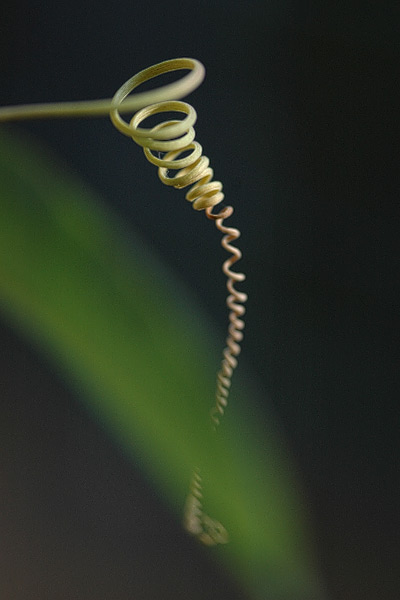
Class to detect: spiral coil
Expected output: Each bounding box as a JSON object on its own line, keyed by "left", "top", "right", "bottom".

{"left": 110, "top": 58, "right": 247, "bottom": 543}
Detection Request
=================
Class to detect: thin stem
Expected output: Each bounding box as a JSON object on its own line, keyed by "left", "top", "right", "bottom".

{"left": 0, "top": 98, "right": 118, "bottom": 122}
{"left": 0, "top": 58, "right": 205, "bottom": 123}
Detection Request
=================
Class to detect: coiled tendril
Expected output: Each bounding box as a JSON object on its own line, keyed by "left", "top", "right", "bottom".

{"left": 110, "top": 58, "right": 247, "bottom": 544}
{"left": 0, "top": 57, "right": 247, "bottom": 547}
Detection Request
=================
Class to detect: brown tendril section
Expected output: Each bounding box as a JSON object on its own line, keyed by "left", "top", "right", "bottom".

{"left": 110, "top": 58, "right": 246, "bottom": 545}
{"left": 205, "top": 205, "right": 248, "bottom": 428}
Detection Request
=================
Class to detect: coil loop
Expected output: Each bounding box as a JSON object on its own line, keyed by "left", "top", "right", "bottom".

{"left": 114, "top": 100, "right": 224, "bottom": 211}
{"left": 110, "top": 58, "right": 247, "bottom": 543}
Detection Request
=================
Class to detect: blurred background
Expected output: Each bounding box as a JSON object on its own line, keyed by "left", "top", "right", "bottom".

{"left": 1, "top": 2, "right": 398, "bottom": 599}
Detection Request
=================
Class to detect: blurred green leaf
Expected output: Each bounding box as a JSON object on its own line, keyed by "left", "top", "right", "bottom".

{"left": 0, "top": 129, "right": 324, "bottom": 599}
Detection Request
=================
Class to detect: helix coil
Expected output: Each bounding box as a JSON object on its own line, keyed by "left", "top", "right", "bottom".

{"left": 110, "top": 58, "right": 247, "bottom": 543}
{"left": 110, "top": 58, "right": 247, "bottom": 427}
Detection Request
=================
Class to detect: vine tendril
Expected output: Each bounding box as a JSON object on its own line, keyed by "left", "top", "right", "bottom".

{"left": 110, "top": 58, "right": 247, "bottom": 543}
{"left": 0, "top": 57, "right": 247, "bottom": 546}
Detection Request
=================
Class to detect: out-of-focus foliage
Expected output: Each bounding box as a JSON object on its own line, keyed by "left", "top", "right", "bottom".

{"left": 0, "top": 130, "right": 324, "bottom": 600}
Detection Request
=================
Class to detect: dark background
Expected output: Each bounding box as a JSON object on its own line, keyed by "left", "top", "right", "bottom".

{"left": 1, "top": 2, "right": 398, "bottom": 599}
